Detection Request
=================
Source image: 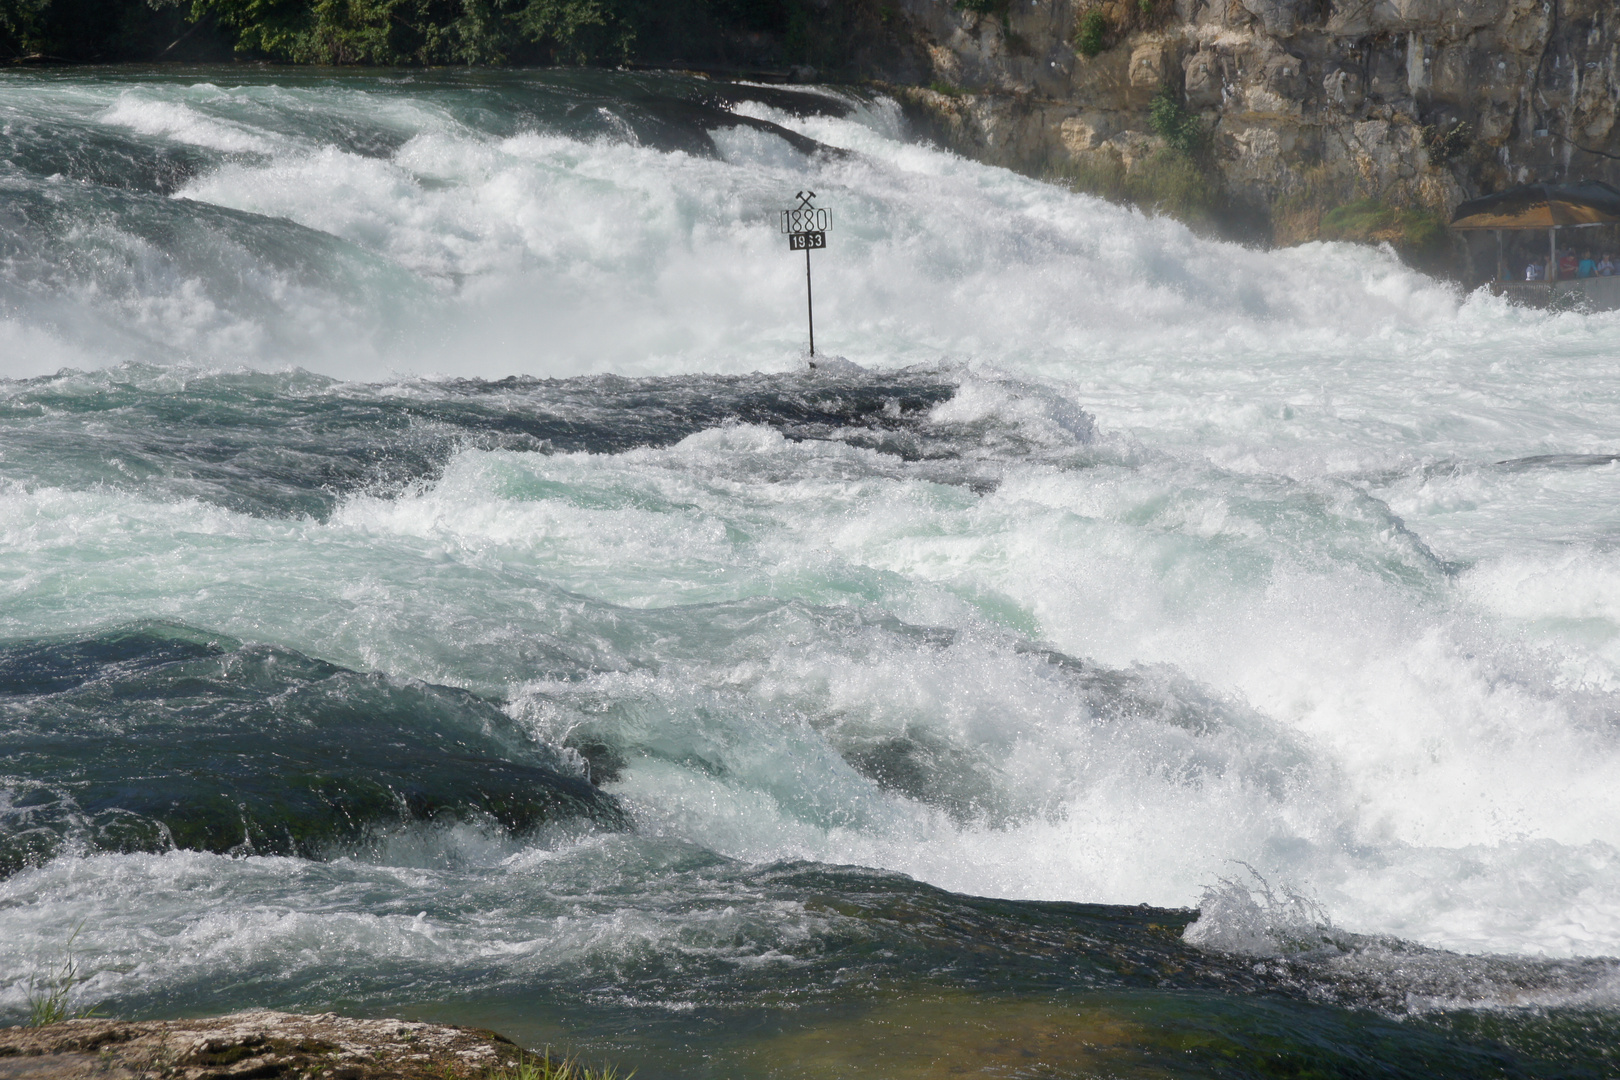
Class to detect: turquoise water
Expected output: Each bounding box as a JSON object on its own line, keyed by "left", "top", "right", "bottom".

{"left": 3, "top": 68, "right": 1620, "bottom": 1076}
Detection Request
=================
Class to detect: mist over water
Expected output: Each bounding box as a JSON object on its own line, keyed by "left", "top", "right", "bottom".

{"left": 4, "top": 66, "right": 1620, "bottom": 1076}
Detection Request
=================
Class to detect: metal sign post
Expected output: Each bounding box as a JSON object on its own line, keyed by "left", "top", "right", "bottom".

{"left": 780, "top": 191, "right": 829, "bottom": 356}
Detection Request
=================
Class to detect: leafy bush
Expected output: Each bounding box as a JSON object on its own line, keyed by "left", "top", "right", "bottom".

{"left": 1149, "top": 85, "right": 1207, "bottom": 157}
{"left": 3, "top": 0, "right": 844, "bottom": 65}
{"left": 1074, "top": 8, "right": 1105, "bottom": 56}
{"left": 189, "top": 0, "right": 635, "bottom": 64}
{"left": 3, "top": 0, "right": 199, "bottom": 61}
{"left": 1422, "top": 121, "right": 1473, "bottom": 166}
{"left": 0, "top": 0, "right": 50, "bottom": 56}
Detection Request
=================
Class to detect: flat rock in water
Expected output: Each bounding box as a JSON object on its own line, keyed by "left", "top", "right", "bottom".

{"left": 0, "top": 1011, "right": 522, "bottom": 1080}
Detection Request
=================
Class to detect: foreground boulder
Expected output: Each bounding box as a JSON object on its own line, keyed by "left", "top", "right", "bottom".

{"left": 0, "top": 1011, "right": 522, "bottom": 1080}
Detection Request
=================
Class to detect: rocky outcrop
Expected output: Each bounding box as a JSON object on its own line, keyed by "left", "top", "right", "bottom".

{"left": 858, "top": 0, "right": 1620, "bottom": 244}
{"left": 0, "top": 1012, "right": 522, "bottom": 1080}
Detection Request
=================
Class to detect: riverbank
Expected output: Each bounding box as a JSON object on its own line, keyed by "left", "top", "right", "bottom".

{"left": 0, "top": 1012, "right": 528, "bottom": 1080}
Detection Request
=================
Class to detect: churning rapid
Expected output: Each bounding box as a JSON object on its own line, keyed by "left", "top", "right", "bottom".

{"left": 4, "top": 67, "right": 1620, "bottom": 1076}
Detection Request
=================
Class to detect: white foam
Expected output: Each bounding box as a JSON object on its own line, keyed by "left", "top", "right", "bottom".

{"left": 325, "top": 432, "right": 1620, "bottom": 956}
{"left": 6, "top": 386, "right": 1620, "bottom": 959}
{"left": 4, "top": 75, "right": 1620, "bottom": 968}
{"left": 44, "top": 76, "right": 1485, "bottom": 380}
{"left": 100, "top": 93, "right": 283, "bottom": 155}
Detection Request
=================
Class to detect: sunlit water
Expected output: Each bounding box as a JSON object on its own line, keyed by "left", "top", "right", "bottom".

{"left": 3, "top": 67, "right": 1620, "bottom": 1077}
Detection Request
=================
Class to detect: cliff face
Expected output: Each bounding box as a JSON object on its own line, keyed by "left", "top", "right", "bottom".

{"left": 863, "top": 0, "right": 1620, "bottom": 246}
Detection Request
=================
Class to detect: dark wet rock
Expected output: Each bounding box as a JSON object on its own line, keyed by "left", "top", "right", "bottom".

{"left": 0, "top": 367, "right": 961, "bottom": 520}
{"left": 0, "top": 625, "right": 626, "bottom": 876}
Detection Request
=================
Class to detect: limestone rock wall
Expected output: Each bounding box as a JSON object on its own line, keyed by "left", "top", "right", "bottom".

{"left": 861, "top": 0, "right": 1620, "bottom": 236}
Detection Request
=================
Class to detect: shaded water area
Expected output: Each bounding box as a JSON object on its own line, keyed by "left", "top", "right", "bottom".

{"left": 4, "top": 68, "right": 1620, "bottom": 1077}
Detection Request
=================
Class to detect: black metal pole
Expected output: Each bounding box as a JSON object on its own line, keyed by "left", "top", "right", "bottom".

{"left": 805, "top": 245, "right": 815, "bottom": 357}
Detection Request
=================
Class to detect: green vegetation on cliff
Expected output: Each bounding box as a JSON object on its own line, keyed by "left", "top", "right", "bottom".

{"left": 0, "top": 0, "right": 864, "bottom": 66}
{"left": 1319, "top": 197, "right": 1449, "bottom": 251}
{"left": 1053, "top": 150, "right": 1225, "bottom": 231}
{"left": 1073, "top": 10, "right": 1105, "bottom": 58}
{"left": 1274, "top": 168, "right": 1454, "bottom": 270}
{"left": 1051, "top": 85, "right": 1228, "bottom": 233}
{"left": 1147, "top": 85, "right": 1207, "bottom": 158}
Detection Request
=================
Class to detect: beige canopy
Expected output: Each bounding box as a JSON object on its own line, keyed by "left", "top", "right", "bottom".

{"left": 1451, "top": 181, "right": 1620, "bottom": 230}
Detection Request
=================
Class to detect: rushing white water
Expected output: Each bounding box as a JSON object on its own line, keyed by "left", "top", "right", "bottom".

{"left": 3, "top": 69, "right": 1620, "bottom": 992}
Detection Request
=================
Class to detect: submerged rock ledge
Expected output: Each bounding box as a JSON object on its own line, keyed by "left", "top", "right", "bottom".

{"left": 0, "top": 1011, "right": 522, "bottom": 1080}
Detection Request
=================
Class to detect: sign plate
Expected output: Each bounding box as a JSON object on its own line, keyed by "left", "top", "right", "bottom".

{"left": 777, "top": 190, "right": 829, "bottom": 356}
{"left": 782, "top": 206, "right": 830, "bottom": 234}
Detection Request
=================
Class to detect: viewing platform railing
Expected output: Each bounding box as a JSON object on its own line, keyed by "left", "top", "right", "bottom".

{"left": 1489, "top": 275, "right": 1620, "bottom": 310}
